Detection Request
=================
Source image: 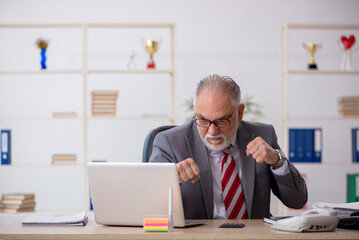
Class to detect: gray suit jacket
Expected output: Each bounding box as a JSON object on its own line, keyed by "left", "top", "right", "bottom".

{"left": 149, "top": 120, "right": 307, "bottom": 219}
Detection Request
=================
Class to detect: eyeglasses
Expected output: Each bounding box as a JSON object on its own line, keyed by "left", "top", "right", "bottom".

{"left": 195, "top": 112, "right": 236, "bottom": 128}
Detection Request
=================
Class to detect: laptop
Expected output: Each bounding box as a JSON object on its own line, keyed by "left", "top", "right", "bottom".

{"left": 87, "top": 162, "right": 203, "bottom": 227}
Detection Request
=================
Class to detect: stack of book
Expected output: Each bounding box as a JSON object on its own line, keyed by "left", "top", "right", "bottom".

{"left": 338, "top": 96, "right": 359, "bottom": 117}
{"left": 91, "top": 91, "right": 118, "bottom": 117}
{"left": 52, "top": 112, "right": 78, "bottom": 118}
{"left": 52, "top": 154, "right": 76, "bottom": 165}
{"left": 0, "top": 193, "right": 35, "bottom": 213}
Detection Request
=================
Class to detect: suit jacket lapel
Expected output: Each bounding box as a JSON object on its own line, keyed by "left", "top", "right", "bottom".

{"left": 185, "top": 122, "right": 213, "bottom": 219}
{"left": 237, "top": 121, "right": 256, "bottom": 219}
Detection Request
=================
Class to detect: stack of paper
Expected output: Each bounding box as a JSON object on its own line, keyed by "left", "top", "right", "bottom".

{"left": 312, "top": 202, "right": 359, "bottom": 217}
{"left": 1, "top": 193, "right": 36, "bottom": 213}
{"left": 91, "top": 91, "right": 118, "bottom": 117}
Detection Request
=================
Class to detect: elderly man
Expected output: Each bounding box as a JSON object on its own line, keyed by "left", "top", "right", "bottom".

{"left": 150, "top": 74, "right": 307, "bottom": 219}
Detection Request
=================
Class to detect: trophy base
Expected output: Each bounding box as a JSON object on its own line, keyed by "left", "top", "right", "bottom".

{"left": 308, "top": 64, "right": 317, "bottom": 70}
{"left": 147, "top": 63, "right": 156, "bottom": 69}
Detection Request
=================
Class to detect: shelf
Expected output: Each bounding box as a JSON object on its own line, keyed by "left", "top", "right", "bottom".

{"left": 0, "top": 23, "right": 83, "bottom": 28}
{"left": 0, "top": 115, "right": 173, "bottom": 122}
{"left": 0, "top": 22, "right": 177, "bottom": 213}
{"left": 283, "top": 23, "right": 359, "bottom": 30}
{"left": 281, "top": 116, "right": 359, "bottom": 121}
{"left": 88, "top": 22, "right": 175, "bottom": 28}
{"left": 0, "top": 70, "right": 83, "bottom": 75}
{"left": 292, "top": 162, "right": 359, "bottom": 166}
{"left": 284, "top": 70, "right": 359, "bottom": 75}
{"left": 0, "top": 163, "right": 83, "bottom": 168}
{"left": 88, "top": 115, "right": 173, "bottom": 121}
{"left": 0, "top": 117, "right": 83, "bottom": 121}
{"left": 88, "top": 69, "right": 174, "bottom": 74}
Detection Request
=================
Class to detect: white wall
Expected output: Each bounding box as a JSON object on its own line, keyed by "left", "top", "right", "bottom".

{"left": 0, "top": 0, "right": 359, "bottom": 216}
{"left": 1, "top": 0, "right": 358, "bottom": 125}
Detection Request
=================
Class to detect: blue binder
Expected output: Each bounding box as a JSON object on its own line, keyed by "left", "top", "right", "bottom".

{"left": 289, "top": 129, "right": 297, "bottom": 162}
{"left": 1, "top": 129, "right": 11, "bottom": 165}
{"left": 297, "top": 130, "right": 305, "bottom": 162}
{"left": 289, "top": 128, "right": 322, "bottom": 163}
{"left": 313, "top": 128, "right": 322, "bottom": 163}
{"left": 289, "top": 129, "right": 305, "bottom": 162}
{"left": 352, "top": 128, "right": 359, "bottom": 163}
{"left": 304, "top": 129, "right": 314, "bottom": 162}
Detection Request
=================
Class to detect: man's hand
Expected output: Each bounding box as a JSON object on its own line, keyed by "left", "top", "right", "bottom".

{"left": 176, "top": 158, "right": 200, "bottom": 183}
{"left": 246, "top": 137, "right": 279, "bottom": 165}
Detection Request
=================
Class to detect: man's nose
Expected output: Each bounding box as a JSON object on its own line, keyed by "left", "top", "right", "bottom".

{"left": 207, "top": 122, "right": 219, "bottom": 135}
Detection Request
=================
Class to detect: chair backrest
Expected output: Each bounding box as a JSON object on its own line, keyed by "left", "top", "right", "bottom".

{"left": 142, "top": 125, "right": 176, "bottom": 162}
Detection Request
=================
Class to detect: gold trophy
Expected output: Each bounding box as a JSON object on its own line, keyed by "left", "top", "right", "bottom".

{"left": 303, "top": 43, "right": 322, "bottom": 70}
{"left": 143, "top": 39, "right": 160, "bottom": 69}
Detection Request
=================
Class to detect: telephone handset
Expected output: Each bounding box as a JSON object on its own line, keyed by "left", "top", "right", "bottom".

{"left": 271, "top": 208, "right": 339, "bottom": 232}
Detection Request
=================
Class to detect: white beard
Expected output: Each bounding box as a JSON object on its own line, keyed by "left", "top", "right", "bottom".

{"left": 201, "top": 133, "right": 231, "bottom": 151}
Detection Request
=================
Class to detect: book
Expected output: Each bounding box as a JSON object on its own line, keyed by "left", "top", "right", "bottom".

{"left": 2, "top": 202, "right": 36, "bottom": 209}
{"left": 91, "top": 108, "right": 116, "bottom": 113}
{"left": 2, "top": 193, "right": 35, "bottom": 201}
{"left": 2, "top": 208, "right": 34, "bottom": 213}
{"left": 52, "top": 154, "right": 76, "bottom": 159}
{"left": 1, "top": 129, "right": 11, "bottom": 165}
{"left": 263, "top": 216, "right": 292, "bottom": 225}
{"left": 1, "top": 199, "right": 35, "bottom": 205}
{"left": 22, "top": 211, "right": 88, "bottom": 226}
{"left": 92, "top": 104, "right": 117, "bottom": 109}
{"left": 53, "top": 112, "right": 78, "bottom": 118}
{"left": 347, "top": 174, "right": 359, "bottom": 203}
{"left": 92, "top": 113, "right": 117, "bottom": 117}
{"left": 91, "top": 90, "right": 118, "bottom": 96}
{"left": 52, "top": 160, "right": 76, "bottom": 165}
{"left": 352, "top": 128, "right": 359, "bottom": 163}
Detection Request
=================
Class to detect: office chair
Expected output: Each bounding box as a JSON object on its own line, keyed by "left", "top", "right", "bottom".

{"left": 142, "top": 125, "right": 176, "bottom": 162}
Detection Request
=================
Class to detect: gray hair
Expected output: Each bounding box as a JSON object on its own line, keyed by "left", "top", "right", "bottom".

{"left": 194, "top": 74, "right": 241, "bottom": 107}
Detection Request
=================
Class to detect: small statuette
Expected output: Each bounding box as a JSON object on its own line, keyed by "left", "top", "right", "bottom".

{"left": 127, "top": 50, "right": 137, "bottom": 70}
{"left": 142, "top": 39, "right": 161, "bottom": 69}
{"left": 337, "top": 35, "right": 357, "bottom": 71}
{"left": 303, "top": 43, "right": 322, "bottom": 70}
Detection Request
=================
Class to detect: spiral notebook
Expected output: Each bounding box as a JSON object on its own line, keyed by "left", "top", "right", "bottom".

{"left": 22, "top": 211, "right": 88, "bottom": 226}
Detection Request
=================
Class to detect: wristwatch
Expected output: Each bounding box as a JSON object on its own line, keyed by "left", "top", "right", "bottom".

{"left": 271, "top": 149, "right": 286, "bottom": 169}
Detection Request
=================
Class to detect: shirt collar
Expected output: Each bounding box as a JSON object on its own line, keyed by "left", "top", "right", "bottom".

{"left": 208, "top": 131, "right": 238, "bottom": 157}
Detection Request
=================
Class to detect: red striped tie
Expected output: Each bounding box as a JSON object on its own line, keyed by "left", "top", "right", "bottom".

{"left": 221, "top": 151, "right": 248, "bottom": 219}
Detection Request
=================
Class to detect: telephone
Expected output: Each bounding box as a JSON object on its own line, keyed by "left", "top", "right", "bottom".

{"left": 271, "top": 208, "right": 339, "bottom": 233}
{"left": 337, "top": 211, "right": 359, "bottom": 230}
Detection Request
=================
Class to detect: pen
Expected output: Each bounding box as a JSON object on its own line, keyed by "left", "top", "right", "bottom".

{"left": 168, "top": 187, "right": 173, "bottom": 232}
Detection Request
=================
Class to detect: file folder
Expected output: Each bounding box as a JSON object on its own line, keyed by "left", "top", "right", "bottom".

{"left": 1, "top": 129, "right": 11, "bottom": 165}
{"left": 352, "top": 128, "right": 359, "bottom": 163}
{"left": 289, "top": 128, "right": 322, "bottom": 163}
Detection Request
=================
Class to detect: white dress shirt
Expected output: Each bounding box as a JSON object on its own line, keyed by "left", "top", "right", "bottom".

{"left": 207, "top": 133, "right": 290, "bottom": 219}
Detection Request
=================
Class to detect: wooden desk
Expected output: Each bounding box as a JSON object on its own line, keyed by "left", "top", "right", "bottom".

{"left": 0, "top": 219, "right": 358, "bottom": 240}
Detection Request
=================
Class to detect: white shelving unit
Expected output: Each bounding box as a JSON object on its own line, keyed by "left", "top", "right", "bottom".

{"left": 278, "top": 23, "right": 359, "bottom": 215}
{"left": 0, "top": 23, "right": 177, "bottom": 213}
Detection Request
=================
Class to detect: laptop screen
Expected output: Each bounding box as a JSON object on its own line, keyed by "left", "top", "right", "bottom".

{"left": 87, "top": 162, "right": 186, "bottom": 227}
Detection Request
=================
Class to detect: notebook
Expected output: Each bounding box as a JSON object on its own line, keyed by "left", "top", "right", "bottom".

{"left": 22, "top": 211, "right": 88, "bottom": 226}
{"left": 87, "top": 162, "right": 202, "bottom": 227}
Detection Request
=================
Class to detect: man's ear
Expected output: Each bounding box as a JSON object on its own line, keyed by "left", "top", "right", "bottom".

{"left": 238, "top": 103, "right": 245, "bottom": 121}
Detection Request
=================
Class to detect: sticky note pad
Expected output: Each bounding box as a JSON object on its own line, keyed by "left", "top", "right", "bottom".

{"left": 143, "top": 216, "right": 169, "bottom": 232}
